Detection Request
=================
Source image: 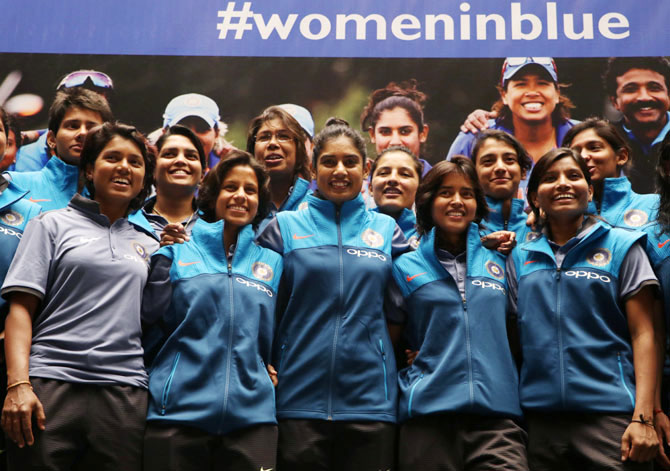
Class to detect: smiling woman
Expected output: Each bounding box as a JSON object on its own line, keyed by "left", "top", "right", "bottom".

{"left": 0, "top": 122, "right": 159, "bottom": 471}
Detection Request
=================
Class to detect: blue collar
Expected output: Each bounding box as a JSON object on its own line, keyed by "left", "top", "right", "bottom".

{"left": 622, "top": 111, "right": 670, "bottom": 153}
{"left": 0, "top": 176, "right": 29, "bottom": 211}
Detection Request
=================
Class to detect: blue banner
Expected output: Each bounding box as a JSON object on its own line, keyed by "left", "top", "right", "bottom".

{"left": 2, "top": 0, "right": 669, "bottom": 58}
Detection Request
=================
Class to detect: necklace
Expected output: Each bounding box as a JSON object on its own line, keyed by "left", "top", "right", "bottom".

{"left": 153, "top": 205, "right": 196, "bottom": 227}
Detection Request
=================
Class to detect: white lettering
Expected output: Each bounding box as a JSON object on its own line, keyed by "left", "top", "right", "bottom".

{"left": 598, "top": 13, "right": 630, "bottom": 39}
{"left": 391, "top": 14, "right": 421, "bottom": 41}
{"left": 425, "top": 14, "right": 455, "bottom": 40}
{"left": 475, "top": 14, "right": 505, "bottom": 40}
{"left": 236, "top": 277, "right": 274, "bottom": 297}
{"left": 511, "top": 3, "right": 542, "bottom": 40}
{"left": 563, "top": 13, "right": 594, "bottom": 40}
{"left": 300, "top": 14, "right": 331, "bottom": 40}
{"left": 253, "top": 13, "right": 298, "bottom": 39}
{"left": 346, "top": 248, "right": 387, "bottom": 262}
{"left": 546, "top": 2, "right": 558, "bottom": 40}
{"left": 564, "top": 270, "right": 611, "bottom": 283}
{"left": 336, "top": 14, "right": 387, "bottom": 40}
{"left": 471, "top": 279, "right": 506, "bottom": 293}
{"left": 0, "top": 226, "right": 21, "bottom": 239}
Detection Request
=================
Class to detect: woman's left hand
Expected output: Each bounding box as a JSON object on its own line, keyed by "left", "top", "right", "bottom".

{"left": 160, "top": 223, "right": 189, "bottom": 247}
{"left": 655, "top": 411, "right": 670, "bottom": 468}
{"left": 621, "top": 421, "right": 659, "bottom": 462}
{"left": 266, "top": 364, "right": 278, "bottom": 387}
{"left": 481, "top": 231, "right": 516, "bottom": 255}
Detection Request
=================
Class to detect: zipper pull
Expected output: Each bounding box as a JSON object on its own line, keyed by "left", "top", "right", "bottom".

{"left": 555, "top": 267, "right": 561, "bottom": 280}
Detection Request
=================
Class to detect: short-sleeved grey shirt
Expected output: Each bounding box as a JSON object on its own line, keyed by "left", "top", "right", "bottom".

{"left": 1, "top": 194, "right": 159, "bottom": 388}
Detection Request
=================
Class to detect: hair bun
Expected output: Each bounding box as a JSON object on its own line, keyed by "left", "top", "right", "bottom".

{"left": 324, "top": 117, "right": 349, "bottom": 128}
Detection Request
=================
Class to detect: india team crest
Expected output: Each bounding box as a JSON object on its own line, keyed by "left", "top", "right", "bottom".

{"left": 298, "top": 201, "right": 309, "bottom": 211}
{"left": 0, "top": 210, "right": 23, "bottom": 227}
{"left": 485, "top": 260, "right": 504, "bottom": 280}
{"left": 623, "top": 209, "right": 648, "bottom": 227}
{"left": 252, "top": 262, "right": 273, "bottom": 281}
{"left": 132, "top": 242, "right": 149, "bottom": 261}
{"left": 587, "top": 248, "right": 612, "bottom": 267}
{"left": 361, "top": 228, "right": 384, "bottom": 248}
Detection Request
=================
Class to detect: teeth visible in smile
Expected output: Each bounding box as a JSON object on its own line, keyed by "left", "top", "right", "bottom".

{"left": 447, "top": 211, "right": 464, "bottom": 216}
{"left": 228, "top": 205, "right": 247, "bottom": 211}
{"left": 523, "top": 103, "right": 542, "bottom": 111}
{"left": 265, "top": 154, "right": 283, "bottom": 161}
{"left": 554, "top": 194, "right": 575, "bottom": 200}
{"left": 113, "top": 178, "right": 129, "bottom": 184}
{"left": 331, "top": 181, "right": 349, "bottom": 188}
{"left": 170, "top": 169, "right": 188, "bottom": 175}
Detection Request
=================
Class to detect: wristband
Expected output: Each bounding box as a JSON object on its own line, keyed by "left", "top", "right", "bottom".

{"left": 6, "top": 380, "right": 31, "bottom": 391}
{"left": 654, "top": 409, "right": 664, "bottom": 416}
{"left": 631, "top": 414, "right": 655, "bottom": 428}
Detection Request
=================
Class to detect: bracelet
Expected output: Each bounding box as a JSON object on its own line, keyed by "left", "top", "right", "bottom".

{"left": 6, "top": 380, "right": 31, "bottom": 391}
{"left": 631, "top": 414, "right": 655, "bottom": 428}
{"left": 654, "top": 409, "right": 664, "bottom": 416}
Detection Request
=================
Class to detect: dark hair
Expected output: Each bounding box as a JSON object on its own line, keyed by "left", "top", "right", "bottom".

{"left": 0, "top": 106, "right": 8, "bottom": 138}
{"left": 360, "top": 79, "right": 427, "bottom": 132}
{"left": 371, "top": 145, "right": 423, "bottom": 181}
{"left": 48, "top": 88, "right": 113, "bottom": 136}
{"left": 471, "top": 129, "right": 533, "bottom": 175}
{"left": 656, "top": 132, "right": 670, "bottom": 234}
{"left": 312, "top": 117, "right": 367, "bottom": 168}
{"left": 79, "top": 122, "right": 154, "bottom": 212}
{"left": 246, "top": 105, "right": 311, "bottom": 181}
{"left": 415, "top": 157, "right": 488, "bottom": 235}
{"left": 6, "top": 114, "right": 21, "bottom": 149}
{"left": 603, "top": 57, "right": 670, "bottom": 98}
{"left": 156, "top": 125, "right": 207, "bottom": 170}
{"left": 562, "top": 118, "right": 632, "bottom": 174}
{"left": 492, "top": 66, "right": 574, "bottom": 128}
{"left": 526, "top": 147, "right": 592, "bottom": 221}
{"left": 197, "top": 149, "right": 271, "bottom": 228}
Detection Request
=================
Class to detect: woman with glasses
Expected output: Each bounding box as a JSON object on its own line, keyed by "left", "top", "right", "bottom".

{"left": 246, "top": 105, "right": 312, "bottom": 232}
{"left": 448, "top": 57, "right": 579, "bottom": 195}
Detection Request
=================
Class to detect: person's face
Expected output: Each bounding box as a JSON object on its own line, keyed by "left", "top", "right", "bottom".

{"left": 47, "top": 106, "right": 103, "bottom": 165}
{"left": 568, "top": 128, "right": 627, "bottom": 183}
{"left": 611, "top": 68, "right": 670, "bottom": 129}
{"left": 0, "top": 121, "right": 8, "bottom": 172}
{"left": 155, "top": 135, "right": 203, "bottom": 194}
{"left": 370, "top": 107, "right": 428, "bottom": 157}
{"left": 531, "top": 157, "right": 593, "bottom": 222}
{"left": 315, "top": 135, "right": 368, "bottom": 206}
{"left": 86, "top": 136, "right": 145, "bottom": 210}
{"left": 501, "top": 70, "right": 559, "bottom": 124}
{"left": 214, "top": 164, "right": 259, "bottom": 228}
{"left": 178, "top": 116, "right": 217, "bottom": 160}
{"left": 371, "top": 151, "right": 420, "bottom": 215}
{"left": 432, "top": 173, "right": 478, "bottom": 239}
{"left": 474, "top": 138, "right": 524, "bottom": 201}
{"left": 254, "top": 118, "right": 298, "bottom": 182}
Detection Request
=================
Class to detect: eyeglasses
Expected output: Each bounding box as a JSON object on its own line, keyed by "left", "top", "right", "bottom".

{"left": 57, "top": 70, "right": 114, "bottom": 90}
{"left": 255, "top": 131, "right": 293, "bottom": 144}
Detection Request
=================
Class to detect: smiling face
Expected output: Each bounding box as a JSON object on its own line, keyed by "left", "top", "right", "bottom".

{"left": 47, "top": 106, "right": 103, "bottom": 165}
{"left": 253, "top": 118, "right": 297, "bottom": 182}
{"left": 568, "top": 128, "right": 627, "bottom": 184}
{"left": 315, "top": 135, "right": 368, "bottom": 206}
{"left": 474, "top": 138, "right": 524, "bottom": 201}
{"left": 370, "top": 107, "right": 428, "bottom": 156}
{"left": 155, "top": 134, "right": 203, "bottom": 195}
{"left": 501, "top": 69, "right": 559, "bottom": 125}
{"left": 371, "top": 150, "right": 420, "bottom": 215}
{"left": 531, "top": 156, "right": 593, "bottom": 223}
{"left": 86, "top": 136, "right": 146, "bottom": 211}
{"left": 612, "top": 68, "right": 670, "bottom": 130}
{"left": 214, "top": 164, "right": 259, "bottom": 228}
{"left": 431, "top": 172, "right": 478, "bottom": 241}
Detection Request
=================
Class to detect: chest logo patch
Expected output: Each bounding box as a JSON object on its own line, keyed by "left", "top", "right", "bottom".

{"left": 525, "top": 231, "right": 541, "bottom": 242}
{"left": 485, "top": 260, "right": 504, "bottom": 280}
{"left": 586, "top": 248, "right": 611, "bottom": 267}
{"left": 0, "top": 210, "right": 23, "bottom": 227}
{"left": 361, "top": 228, "right": 384, "bottom": 248}
{"left": 298, "top": 201, "right": 308, "bottom": 211}
{"left": 623, "top": 209, "right": 648, "bottom": 227}
{"left": 252, "top": 262, "right": 274, "bottom": 281}
{"left": 132, "top": 242, "right": 149, "bottom": 261}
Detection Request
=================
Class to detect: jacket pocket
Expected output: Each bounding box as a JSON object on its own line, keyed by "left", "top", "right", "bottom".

{"left": 278, "top": 342, "right": 288, "bottom": 373}
{"left": 378, "top": 338, "right": 388, "bottom": 401}
{"left": 408, "top": 372, "right": 424, "bottom": 418}
{"left": 161, "top": 352, "right": 181, "bottom": 415}
{"left": 617, "top": 352, "right": 635, "bottom": 409}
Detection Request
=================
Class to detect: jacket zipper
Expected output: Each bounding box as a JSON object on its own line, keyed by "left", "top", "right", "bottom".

{"left": 408, "top": 372, "right": 424, "bottom": 418}
{"left": 378, "top": 338, "right": 388, "bottom": 401}
{"left": 556, "top": 266, "right": 566, "bottom": 408}
{"left": 278, "top": 343, "right": 287, "bottom": 372}
{"left": 327, "top": 207, "right": 344, "bottom": 420}
{"left": 161, "top": 352, "right": 181, "bottom": 415}
{"left": 462, "top": 295, "right": 474, "bottom": 406}
{"left": 222, "top": 259, "right": 235, "bottom": 426}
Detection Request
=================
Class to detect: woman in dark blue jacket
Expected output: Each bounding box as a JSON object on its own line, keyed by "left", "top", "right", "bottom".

{"left": 142, "top": 151, "right": 282, "bottom": 471}
{"left": 258, "top": 118, "right": 407, "bottom": 471}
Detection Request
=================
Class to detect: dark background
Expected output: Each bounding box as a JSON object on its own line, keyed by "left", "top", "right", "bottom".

{"left": 1, "top": 54, "right": 618, "bottom": 163}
